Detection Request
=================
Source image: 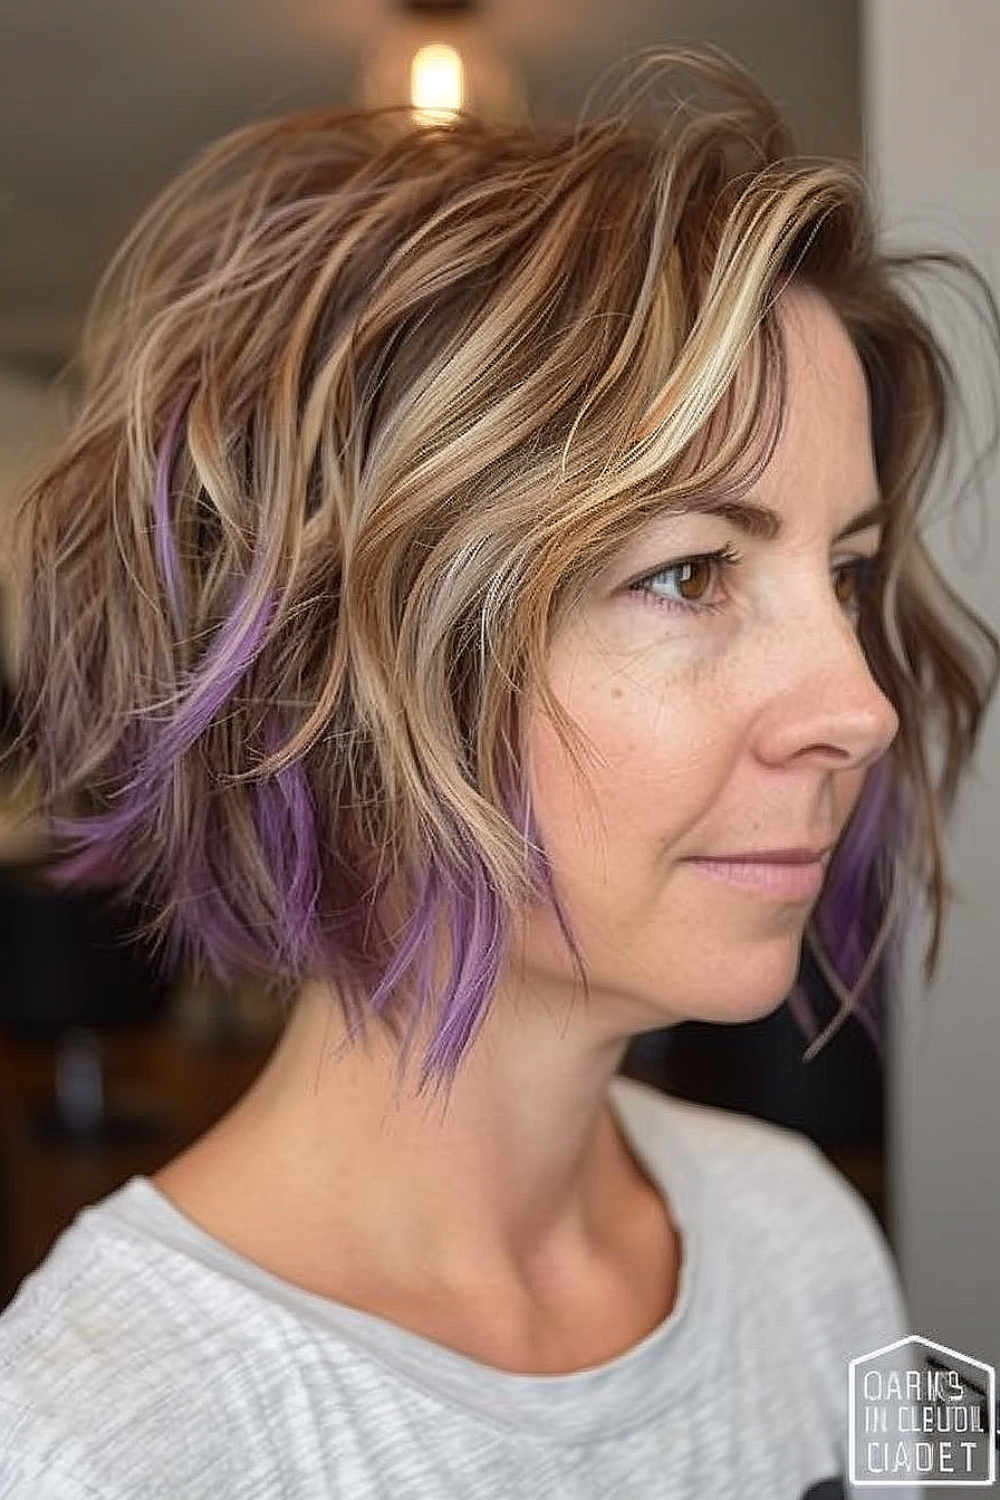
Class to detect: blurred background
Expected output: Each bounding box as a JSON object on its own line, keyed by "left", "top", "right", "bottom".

{"left": 0, "top": 0, "right": 997, "bottom": 1388}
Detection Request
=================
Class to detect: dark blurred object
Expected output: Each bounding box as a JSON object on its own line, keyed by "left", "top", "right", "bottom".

{"left": 0, "top": 858, "right": 179, "bottom": 1146}
{"left": 0, "top": 575, "right": 180, "bottom": 1146}
{"left": 0, "top": 996, "right": 274, "bottom": 1312}
{"left": 0, "top": 671, "right": 18, "bottom": 753}
{"left": 0, "top": 580, "right": 21, "bottom": 755}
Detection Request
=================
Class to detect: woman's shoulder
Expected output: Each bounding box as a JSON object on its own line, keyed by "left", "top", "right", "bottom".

{"left": 0, "top": 1182, "right": 261, "bottom": 1495}
{"left": 613, "top": 1078, "right": 913, "bottom": 1408}
{"left": 611, "top": 1075, "right": 900, "bottom": 1288}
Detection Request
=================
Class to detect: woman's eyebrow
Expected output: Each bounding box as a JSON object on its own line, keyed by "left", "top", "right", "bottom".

{"left": 833, "top": 497, "right": 890, "bottom": 541}
{"left": 663, "top": 495, "right": 889, "bottom": 543}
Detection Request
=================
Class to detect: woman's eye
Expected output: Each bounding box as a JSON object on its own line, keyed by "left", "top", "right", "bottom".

{"left": 627, "top": 547, "right": 880, "bottom": 622}
{"left": 827, "top": 558, "right": 883, "bottom": 622}
{"left": 627, "top": 544, "right": 742, "bottom": 617}
{"left": 833, "top": 564, "right": 868, "bottom": 612}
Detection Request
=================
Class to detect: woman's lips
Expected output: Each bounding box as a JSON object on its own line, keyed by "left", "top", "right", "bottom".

{"left": 683, "top": 855, "right": 826, "bottom": 901}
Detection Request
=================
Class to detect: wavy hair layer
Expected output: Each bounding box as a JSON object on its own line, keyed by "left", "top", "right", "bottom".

{"left": 4, "top": 46, "right": 999, "bottom": 1099}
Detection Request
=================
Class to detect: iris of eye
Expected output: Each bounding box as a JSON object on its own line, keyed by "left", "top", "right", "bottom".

{"left": 678, "top": 558, "right": 710, "bottom": 604}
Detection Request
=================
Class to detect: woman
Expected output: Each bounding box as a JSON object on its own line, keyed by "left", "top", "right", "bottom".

{"left": 0, "top": 44, "right": 996, "bottom": 1500}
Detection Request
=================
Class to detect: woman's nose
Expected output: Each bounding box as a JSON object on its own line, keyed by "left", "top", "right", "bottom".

{"left": 753, "top": 606, "right": 900, "bottom": 771}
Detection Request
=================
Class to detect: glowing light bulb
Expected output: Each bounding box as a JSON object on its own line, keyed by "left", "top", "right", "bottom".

{"left": 410, "top": 43, "right": 464, "bottom": 122}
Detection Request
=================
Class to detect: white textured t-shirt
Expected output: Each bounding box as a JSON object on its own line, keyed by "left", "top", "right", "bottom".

{"left": 0, "top": 1074, "right": 921, "bottom": 1499}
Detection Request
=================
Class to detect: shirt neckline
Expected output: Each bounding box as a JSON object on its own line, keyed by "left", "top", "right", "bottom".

{"left": 101, "top": 1074, "right": 723, "bottom": 1444}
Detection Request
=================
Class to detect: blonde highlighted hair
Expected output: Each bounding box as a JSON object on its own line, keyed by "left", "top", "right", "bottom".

{"left": 4, "top": 45, "right": 998, "bottom": 1099}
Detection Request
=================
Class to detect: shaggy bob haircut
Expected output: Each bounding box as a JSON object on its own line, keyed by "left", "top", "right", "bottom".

{"left": 3, "top": 46, "right": 999, "bottom": 1101}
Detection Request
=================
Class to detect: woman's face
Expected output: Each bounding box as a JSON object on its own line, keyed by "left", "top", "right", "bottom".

{"left": 517, "top": 283, "right": 899, "bottom": 1034}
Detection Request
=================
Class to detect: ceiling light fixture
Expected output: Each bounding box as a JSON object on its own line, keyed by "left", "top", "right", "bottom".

{"left": 358, "top": 0, "right": 524, "bottom": 125}
{"left": 410, "top": 43, "right": 465, "bottom": 120}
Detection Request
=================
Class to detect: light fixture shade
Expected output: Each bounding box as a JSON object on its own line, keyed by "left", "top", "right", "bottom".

{"left": 358, "top": 12, "right": 525, "bottom": 123}
{"left": 410, "top": 44, "right": 465, "bottom": 121}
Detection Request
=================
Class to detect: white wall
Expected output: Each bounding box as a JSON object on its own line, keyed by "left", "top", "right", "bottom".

{"left": 863, "top": 0, "right": 1000, "bottom": 1374}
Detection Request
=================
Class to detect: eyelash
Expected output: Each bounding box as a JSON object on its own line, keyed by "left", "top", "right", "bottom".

{"left": 628, "top": 544, "right": 881, "bottom": 621}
